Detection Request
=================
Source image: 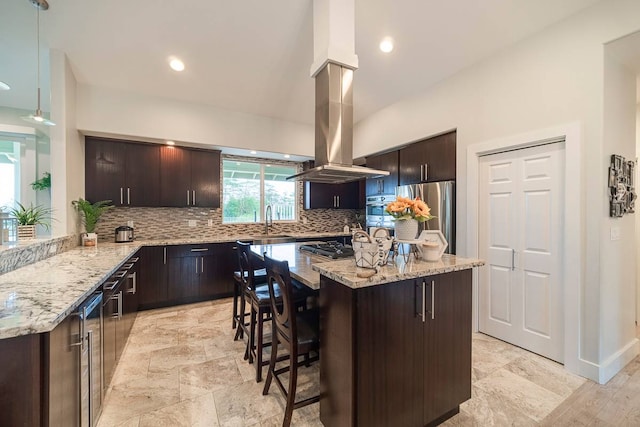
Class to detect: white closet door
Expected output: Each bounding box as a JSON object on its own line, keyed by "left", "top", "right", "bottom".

{"left": 478, "top": 143, "right": 564, "bottom": 363}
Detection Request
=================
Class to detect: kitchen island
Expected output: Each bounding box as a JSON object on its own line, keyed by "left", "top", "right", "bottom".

{"left": 251, "top": 241, "right": 483, "bottom": 427}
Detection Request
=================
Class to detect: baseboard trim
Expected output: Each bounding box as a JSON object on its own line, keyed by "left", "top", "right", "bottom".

{"left": 598, "top": 338, "right": 640, "bottom": 384}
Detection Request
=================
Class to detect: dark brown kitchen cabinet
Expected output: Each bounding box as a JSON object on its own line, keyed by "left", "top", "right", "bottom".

{"left": 85, "top": 136, "right": 160, "bottom": 206}
{"left": 304, "top": 180, "right": 362, "bottom": 209}
{"left": 399, "top": 131, "right": 456, "bottom": 185}
{"left": 160, "top": 146, "right": 221, "bottom": 208}
{"left": 365, "top": 150, "right": 399, "bottom": 196}
{"left": 0, "top": 312, "right": 81, "bottom": 427}
{"left": 138, "top": 246, "right": 168, "bottom": 308}
{"left": 201, "top": 242, "right": 237, "bottom": 298}
{"left": 319, "top": 268, "right": 472, "bottom": 426}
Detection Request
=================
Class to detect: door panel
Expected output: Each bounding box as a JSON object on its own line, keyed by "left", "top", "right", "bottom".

{"left": 85, "top": 138, "right": 126, "bottom": 205}
{"left": 191, "top": 149, "right": 220, "bottom": 208}
{"left": 160, "top": 146, "right": 191, "bottom": 207}
{"left": 479, "top": 142, "right": 564, "bottom": 363}
{"left": 126, "top": 143, "right": 160, "bottom": 206}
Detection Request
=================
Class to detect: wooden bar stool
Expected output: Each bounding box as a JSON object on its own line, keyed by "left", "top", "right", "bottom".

{"left": 262, "top": 254, "right": 320, "bottom": 427}
{"left": 233, "top": 241, "right": 267, "bottom": 344}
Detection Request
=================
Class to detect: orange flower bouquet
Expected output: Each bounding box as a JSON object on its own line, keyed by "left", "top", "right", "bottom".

{"left": 385, "top": 196, "right": 434, "bottom": 222}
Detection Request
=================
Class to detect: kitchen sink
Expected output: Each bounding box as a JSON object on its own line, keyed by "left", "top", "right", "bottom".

{"left": 251, "top": 234, "right": 296, "bottom": 245}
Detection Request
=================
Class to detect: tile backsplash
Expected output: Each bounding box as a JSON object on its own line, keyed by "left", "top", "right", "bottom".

{"left": 96, "top": 207, "right": 362, "bottom": 241}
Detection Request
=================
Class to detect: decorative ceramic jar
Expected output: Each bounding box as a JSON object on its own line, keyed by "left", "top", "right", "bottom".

{"left": 394, "top": 218, "right": 419, "bottom": 240}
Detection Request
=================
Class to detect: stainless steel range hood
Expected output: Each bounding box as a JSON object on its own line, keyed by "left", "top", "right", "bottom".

{"left": 287, "top": 62, "right": 389, "bottom": 184}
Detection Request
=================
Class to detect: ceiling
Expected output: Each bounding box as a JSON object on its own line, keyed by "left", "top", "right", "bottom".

{"left": 0, "top": 0, "right": 600, "bottom": 126}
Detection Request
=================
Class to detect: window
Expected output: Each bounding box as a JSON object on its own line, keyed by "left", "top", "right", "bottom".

{"left": 0, "top": 140, "right": 20, "bottom": 210}
{"left": 222, "top": 159, "right": 297, "bottom": 223}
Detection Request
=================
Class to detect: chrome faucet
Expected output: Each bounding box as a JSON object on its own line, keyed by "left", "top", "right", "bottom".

{"left": 265, "top": 204, "right": 273, "bottom": 235}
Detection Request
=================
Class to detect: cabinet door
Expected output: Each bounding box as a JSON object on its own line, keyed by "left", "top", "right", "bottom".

{"left": 47, "top": 313, "right": 80, "bottom": 427}
{"left": 423, "top": 270, "right": 472, "bottom": 424}
{"left": 399, "top": 132, "right": 456, "bottom": 185}
{"left": 366, "top": 151, "right": 398, "bottom": 195}
{"left": 159, "top": 146, "right": 191, "bottom": 207}
{"left": 356, "top": 279, "right": 424, "bottom": 427}
{"left": 191, "top": 149, "right": 221, "bottom": 208}
{"left": 201, "top": 243, "right": 236, "bottom": 298}
{"left": 305, "top": 182, "right": 360, "bottom": 209}
{"left": 85, "top": 137, "right": 127, "bottom": 205}
{"left": 167, "top": 257, "right": 200, "bottom": 300}
{"left": 138, "top": 246, "right": 168, "bottom": 308}
{"left": 125, "top": 143, "right": 160, "bottom": 206}
{"left": 102, "top": 295, "right": 117, "bottom": 387}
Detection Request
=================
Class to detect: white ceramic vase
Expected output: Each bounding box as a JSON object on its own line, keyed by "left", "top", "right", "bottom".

{"left": 394, "top": 218, "right": 419, "bottom": 240}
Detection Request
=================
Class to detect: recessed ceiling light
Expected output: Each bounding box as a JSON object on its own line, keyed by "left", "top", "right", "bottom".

{"left": 379, "top": 37, "right": 394, "bottom": 53}
{"left": 250, "top": 150, "right": 257, "bottom": 155}
{"left": 0, "top": 81, "right": 10, "bottom": 91}
{"left": 284, "top": 154, "right": 290, "bottom": 159}
{"left": 169, "top": 57, "right": 185, "bottom": 72}
{"left": 166, "top": 140, "right": 175, "bottom": 146}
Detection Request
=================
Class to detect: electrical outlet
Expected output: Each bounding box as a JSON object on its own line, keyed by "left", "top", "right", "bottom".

{"left": 127, "top": 220, "right": 134, "bottom": 228}
{"left": 208, "top": 219, "right": 213, "bottom": 227}
{"left": 188, "top": 220, "right": 197, "bottom": 227}
{"left": 610, "top": 226, "right": 621, "bottom": 241}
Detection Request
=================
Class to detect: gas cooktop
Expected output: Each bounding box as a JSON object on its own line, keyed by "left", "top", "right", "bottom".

{"left": 299, "top": 241, "right": 354, "bottom": 259}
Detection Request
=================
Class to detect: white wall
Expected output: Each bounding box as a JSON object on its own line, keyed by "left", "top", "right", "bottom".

{"left": 599, "top": 47, "right": 638, "bottom": 382}
{"left": 76, "top": 85, "right": 315, "bottom": 156}
{"left": 354, "top": 0, "right": 640, "bottom": 382}
{"left": 50, "top": 50, "right": 84, "bottom": 237}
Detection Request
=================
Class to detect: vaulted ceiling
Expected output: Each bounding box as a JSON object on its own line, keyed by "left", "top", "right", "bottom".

{"left": 0, "top": 0, "right": 600, "bottom": 125}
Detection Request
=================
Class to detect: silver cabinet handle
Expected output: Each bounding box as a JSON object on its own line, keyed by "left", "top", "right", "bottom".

{"left": 122, "top": 263, "right": 134, "bottom": 270}
{"left": 193, "top": 190, "right": 196, "bottom": 205}
{"left": 195, "top": 257, "right": 198, "bottom": 273}
{"left": 120, "top": 187, "right": 124, "bottom": 205}
{"left": 87, "top": 329, "right": 94, "bottom": 425}
{"left": 70, "top": 312, "right": 84, "bottom": 347}
{"left": 190, "top": 248, "right": 208, "bottom": 252}
{"left": 114, "top": 271, "right": 127, "bottom": 279}
{"left": 201, "top": 256, "right": 204, "bottom": 273}
{"left": 424, "top": 163, "right": 428, "bottom": 181}
{"left": 421, "top": 280, "right": 426, "bottom": 323}
{"left": 114, "top": 291, "right": 123, "bottom": 319}
{"left": 431, "top": 280, "right": 435, "bottom": 320}
{"left": 130, "top": 257, "right": 139, "bottom": 263}
{"left": 187, "top": 190, "right": 190, "bottom": 205}
{"left": 103, "top": 280, "right": 119, "bottom": 291}
{"left": 511, "top": 249, "right": 516, "bottom": 271}
{"left": 336, "top": 195, "right": 340, "bottom": 207}
{"left": 127, "top": 187, "right": 131, "bottom": 205}
{"left": 163, "top": 247, "right": 167, "bottom": 265}
{"left": 420, "top": 165, "right": 423, "bottom": 181}
{"left": 127, "top": 271, "right": 137, "bottom": 294}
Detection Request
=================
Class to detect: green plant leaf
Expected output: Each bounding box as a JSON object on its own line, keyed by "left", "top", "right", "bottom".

{"left": 72, "top": 198, "right": 113, "bottom": 233}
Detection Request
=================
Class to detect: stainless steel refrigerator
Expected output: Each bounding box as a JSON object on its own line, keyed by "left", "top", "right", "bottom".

{"left": 397, "top": 181, "right": 455, "bottom": 254}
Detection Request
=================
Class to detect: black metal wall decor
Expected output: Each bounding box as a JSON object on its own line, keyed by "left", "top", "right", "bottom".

{"left": 609, "top": 154, "right": 636, "bottom": 217}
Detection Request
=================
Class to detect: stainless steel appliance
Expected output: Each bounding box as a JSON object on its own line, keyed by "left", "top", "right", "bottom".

{"left": 115, "top": 225, "right": 134, "bottom": 243}
{"left": 365, "top": 194, "right": 395, "bottom": 231}
{"left": 397, "top": 181, "right": 455, "bottom": 254}
{"left": 299, "top": 241, "right": 355, "bottom": 259}
{"left": 73, "top": 292, "right": 103, "bottom": 427}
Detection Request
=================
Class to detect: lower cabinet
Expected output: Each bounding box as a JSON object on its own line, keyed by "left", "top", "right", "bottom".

{"left": 319, "top": 269, "right": 472, "bottom": 427}
{"left": 139, "top": 243, "right": 236, "bottom": 310}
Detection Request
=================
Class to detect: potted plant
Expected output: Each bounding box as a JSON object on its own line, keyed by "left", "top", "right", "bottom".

{"left": 72, "top": 198, "right": 113, "bottom": 246}
{"left": 8, "top": 202, "right": 53, "bottom": 240}
{"left": 30, "top": 172, "right": 51, "bottom": 191}
{"left": 385, "top": 196, "right": 434, "bottom": 240}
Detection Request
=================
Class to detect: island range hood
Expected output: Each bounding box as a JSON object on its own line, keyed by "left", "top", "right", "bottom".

{"left": 287, "top": 62, "right": 389, "bottom": 184}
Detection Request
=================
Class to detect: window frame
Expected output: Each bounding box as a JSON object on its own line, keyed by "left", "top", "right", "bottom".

{"left": 221, "top": 158, "right": 299, "bottom": 225}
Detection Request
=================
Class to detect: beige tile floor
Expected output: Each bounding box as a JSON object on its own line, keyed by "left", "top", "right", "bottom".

{"left": 97, "top": 299, "right": 598, "bottom": 426}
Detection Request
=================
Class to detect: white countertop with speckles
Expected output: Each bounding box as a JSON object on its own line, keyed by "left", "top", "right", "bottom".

{"left": 0, "top": 232, "right": 353, "bottom": 340}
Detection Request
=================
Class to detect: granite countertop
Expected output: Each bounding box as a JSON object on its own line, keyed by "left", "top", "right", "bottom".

{"left": 0, "top": 242, "right": 142, "bottom": 340}
{"left": 251, "top": 242, "right": 484, "bottom": 290}
{"left": 0, "top": 232, "right": 353, "bottom": 340}
{"left": 312, "top": 254, "right": 485, "bottom": 289}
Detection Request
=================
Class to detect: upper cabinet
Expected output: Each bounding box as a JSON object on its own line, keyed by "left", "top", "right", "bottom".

{"left": 303, "top": 180, "right": 363, "bottom": 210}
{"left": 85, "top": 137, "right": 160, "bottom": 206}
{"left": 85, "top": 137, "right": 221, "bottom": 208}
{"left": 302, "top": 161, "right": 364, "bottom": 210}
{"left": 159, "top": 146, "right": 221, "bottom": 208}
{"left": 365, "top": 150, "right": 399, "bottom": 196}
{"left": 399, "top": 131, "right": 456, "bottom": 185}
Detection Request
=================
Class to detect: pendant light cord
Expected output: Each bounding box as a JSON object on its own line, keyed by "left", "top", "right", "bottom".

{"left": 36, "top": 7, "right": 41, "bottom": 110}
